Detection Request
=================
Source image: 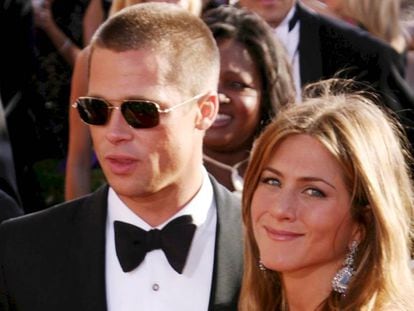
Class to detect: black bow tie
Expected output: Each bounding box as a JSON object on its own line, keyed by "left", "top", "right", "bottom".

{"left": 288, "top": 7, "right": 299, "bottom": 32}
{"left": 114, "top": 215, "right": 196, "bottom": 274}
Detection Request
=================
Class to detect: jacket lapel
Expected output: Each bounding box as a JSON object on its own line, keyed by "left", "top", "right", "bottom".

{"left": 296, "top": 3, "right": 323, "bottom": 86}
{"left": 68, "top": 180, "right": 242, "bottom": 310}
{"left": 208, "top": 177, "right": 243, "bottom": 310}
{"left": 71, "top": 185, "right": 109, "bottom": 311}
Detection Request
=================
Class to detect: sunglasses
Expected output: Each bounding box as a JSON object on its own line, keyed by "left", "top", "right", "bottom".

{"left": 72, "top": 93, "right": 204, "bottom": 129}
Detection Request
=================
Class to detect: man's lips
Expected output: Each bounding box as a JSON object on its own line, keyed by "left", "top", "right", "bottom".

{"left": 105, "top": 155, "right": 137, "bottom": 174}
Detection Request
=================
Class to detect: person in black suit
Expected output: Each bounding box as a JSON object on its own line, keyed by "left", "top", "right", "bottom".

{"left": 0, "top": 0, "right": 49, "bottom": 212}
{"left": 0, "top": 3, "right": 242, "bottom": 310}
{"left": 237, "top": 0, "right": 414, "bottom": 146}
{"left": 0, "top": 96, "right": 24, "bottom": 223}
{"left": 0, "top": 0, "right": 28, "bottom": 221}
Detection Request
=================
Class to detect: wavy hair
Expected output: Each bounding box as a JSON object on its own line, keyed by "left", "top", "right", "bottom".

{"left": 340, "top": 0, "right": 405, "bottom": 53}
{"left": 239, "top": 79, "right": 414, "bottom": 310}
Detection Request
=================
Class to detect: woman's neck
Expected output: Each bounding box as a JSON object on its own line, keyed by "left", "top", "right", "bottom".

{"left": 202, "top": 148, "right": 250, "bottom": 192}
{"left": 281, "top": 263, "right": 340, "bottom": 311}
{"left": 203, "top": 148, "right": 250, "bottom": 166}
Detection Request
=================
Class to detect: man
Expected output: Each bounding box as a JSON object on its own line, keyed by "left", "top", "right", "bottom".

{"left": 238, "top": 0, "right": 414, "bottom": 144}
{"left": 0, "top": 3, "right": 242, "bottom": 310}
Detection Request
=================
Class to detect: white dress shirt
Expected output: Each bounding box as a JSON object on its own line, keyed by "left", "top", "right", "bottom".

{"left": 105, "top": 168, "right": 216, "bottom": 311}
{"left": 274, "top": 5, "right": 302, "bottom": 101}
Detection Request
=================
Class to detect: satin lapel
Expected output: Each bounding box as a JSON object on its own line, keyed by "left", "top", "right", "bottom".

{"left": 71, "top": 185, "right": 109, "bottom": 311}
{"left": 208, "top": 176, "right": 243, "bottom": 310}
{"left": 296, "top": 3, "right": 323, "bottom": 86}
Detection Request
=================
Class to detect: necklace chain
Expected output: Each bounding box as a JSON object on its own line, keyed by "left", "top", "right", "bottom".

{"left": 203, "top": 154, "right": 248, "bottom": 192}
{"left": 203, "top": 154, "right": 248, "bottom": 172}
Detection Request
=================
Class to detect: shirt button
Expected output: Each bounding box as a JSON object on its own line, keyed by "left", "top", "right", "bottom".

{"left": 152, "top": 283, "right": 160, "bottom": 291}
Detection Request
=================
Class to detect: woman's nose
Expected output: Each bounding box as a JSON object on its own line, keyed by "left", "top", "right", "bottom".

{"left": 270, "top": 191, "right": 297, "bottom": 221}
{"left": 218, "top": 92, "right": 231, "bottom": 104}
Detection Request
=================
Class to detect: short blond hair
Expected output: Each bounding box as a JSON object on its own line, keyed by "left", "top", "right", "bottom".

{"left": 91, "top": 2, "right": 219, "bottom": 96}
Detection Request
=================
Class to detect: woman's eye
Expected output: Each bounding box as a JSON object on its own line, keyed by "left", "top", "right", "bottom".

{"left": 228, "top": 81, "right": 250, "bottom": 91}
{"left": 261, "top": 177, "right": 280, "bottom": 187}
{"left": 304, "top": 188, "right": 325, "bottom": 198}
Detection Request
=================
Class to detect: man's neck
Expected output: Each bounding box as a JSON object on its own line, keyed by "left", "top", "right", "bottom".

{"left": 119, "top": 173, "right": 204, "bottom": 227}
{"left": 273, "top": 3, "right": 297, "bottom": 29}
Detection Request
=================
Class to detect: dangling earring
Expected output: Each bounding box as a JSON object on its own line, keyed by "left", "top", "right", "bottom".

{"left": 258, "top": 260, "right": 266, "bottom": 271}
{"left": 332, "top": 241, "right": 358, "bottom": 295}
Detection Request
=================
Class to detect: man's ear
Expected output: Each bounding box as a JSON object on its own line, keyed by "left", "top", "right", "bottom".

{"left": 195, "top": 92, "right": 218, "bottom": 130}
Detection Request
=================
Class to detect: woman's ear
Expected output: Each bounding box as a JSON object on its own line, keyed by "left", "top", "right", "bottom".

{"left": 351, "top": 226, "right": 363, "bottom": 246}
{"left": 195, "top": 92, "right": 218, "bottom": 130}
{"left": 351, "top": 204, "right": 371, "bottom": 244}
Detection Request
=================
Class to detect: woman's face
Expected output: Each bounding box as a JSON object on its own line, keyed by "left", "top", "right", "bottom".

{"left": 251, "top": 134, "right": 360, "bottom": 279}
{"left": 204, "top": 39, "right": 262, "bottom": 152}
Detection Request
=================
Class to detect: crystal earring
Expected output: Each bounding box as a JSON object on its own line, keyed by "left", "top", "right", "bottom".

{"left": 332, "top": 241, "right": 358, "bottom": 295}
{"left": 258, "top": 260, "right": 266, "bottom": 271}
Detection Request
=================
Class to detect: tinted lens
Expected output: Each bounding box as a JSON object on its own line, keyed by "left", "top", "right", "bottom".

{"left": 122, "top": 101, "right": 160, "bottom": 128}
{"left": 76, "top": 98, "right": 109, "bottom": 125}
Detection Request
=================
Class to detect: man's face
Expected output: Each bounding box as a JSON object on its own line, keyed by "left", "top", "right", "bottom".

{"left": 238, "top": 0, "right": 295, "bottom": 28}
{"left": 88, "top": 48, "right": 203, "bottom": 201}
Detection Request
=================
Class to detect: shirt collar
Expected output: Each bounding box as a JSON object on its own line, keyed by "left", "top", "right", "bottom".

{"left": 276, "top": 5, "right": 297, "bottom": 32}
{"left": 107, "top": 167, "right": 214, "bottom": 230}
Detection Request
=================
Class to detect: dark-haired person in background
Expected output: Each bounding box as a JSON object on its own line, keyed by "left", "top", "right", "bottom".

{"left": 202, "top": 5, "right": 295, "bottom": 193}
{"left": 237, "top": 0, "right": 414, "bottom": 148}
{"left": 0, "top": 0, "right": 47, "bottom": 213}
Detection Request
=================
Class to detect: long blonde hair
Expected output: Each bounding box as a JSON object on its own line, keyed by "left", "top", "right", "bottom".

{"left": 339, "top": 0, "right": 406, "bottom": 53}
{"left": 239, "top": 79, "right": 414, "bottom": 310}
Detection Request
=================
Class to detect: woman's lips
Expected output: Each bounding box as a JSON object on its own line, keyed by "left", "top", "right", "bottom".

{"left": 211, "top": 113, "right": 232, "bottom": 128}
{"left": 264, "top": 226, "right": 304, "bottom": 241}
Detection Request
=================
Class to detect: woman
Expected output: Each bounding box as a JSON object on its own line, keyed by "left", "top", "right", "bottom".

{"left": 323, "top": 0, "right": 407, "bottom": 54}
{"left": 240, "top": 79, "right": 414, "bottom": 310}
{"left": 202, "top": 5, "right": 295, "bottom": 193}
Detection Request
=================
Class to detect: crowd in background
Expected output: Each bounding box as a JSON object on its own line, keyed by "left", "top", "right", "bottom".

{"left": 0, "top": 0, "right": 413, "bottom": 213}
{"left": 0, "top": 0, "right": 414, "bottom": 310}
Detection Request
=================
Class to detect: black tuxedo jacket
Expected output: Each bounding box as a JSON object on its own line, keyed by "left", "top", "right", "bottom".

{"left": 296, "top": 4, "right": 414, "bottom": 143}
{"left": 0, "top": 178, "right": 243, "bottom": 311}
{"left": 0, "top": 189, "right": 22, "bottom": 225}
